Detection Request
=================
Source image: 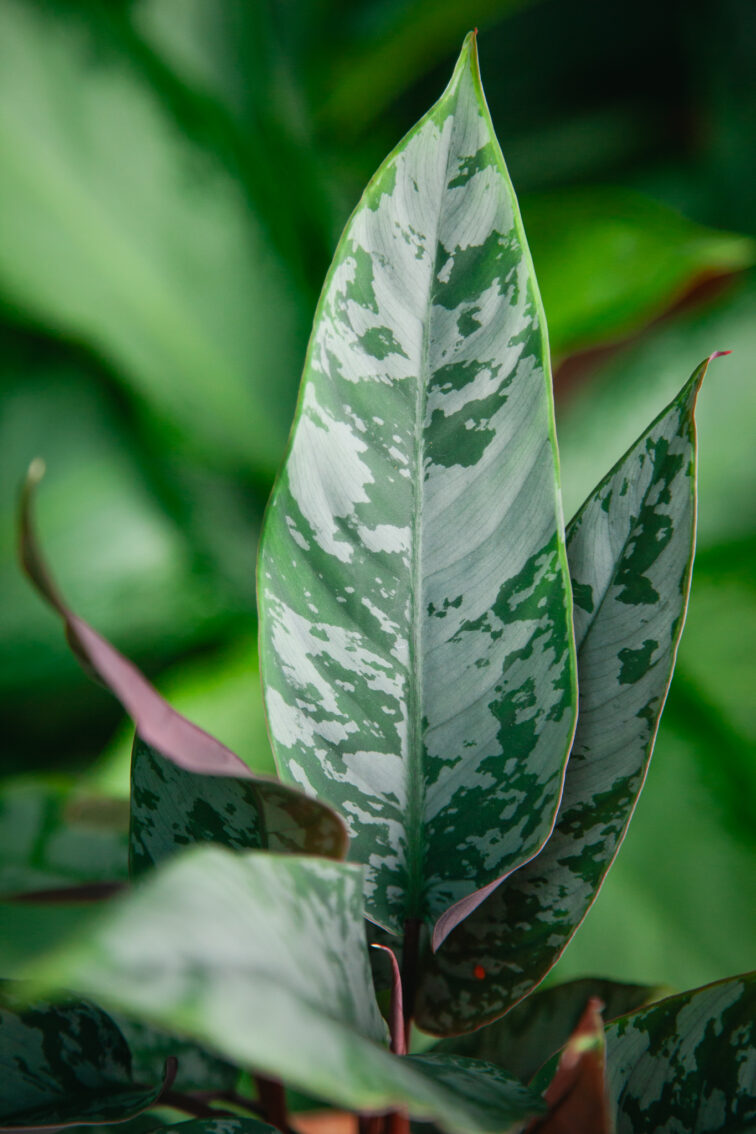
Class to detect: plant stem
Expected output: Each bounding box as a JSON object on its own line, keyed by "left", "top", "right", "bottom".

{"left": 255, "top": 1074, "right": 290, "bottom": 1132}
{"left": 400, "top": 917, "right": 421, "bottom": 1052}
{"left": 358, "top": 1116, "right": 385, "bottom": 1134}
{"left": 386, "top": 1113, "right": 410, "bottom": 1134}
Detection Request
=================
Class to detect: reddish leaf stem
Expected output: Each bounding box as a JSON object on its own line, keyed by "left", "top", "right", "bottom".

{"left": 399, "top": 918, "right": 421, "bottom": 1052}
{"left": 256, "top": 1075, "right": 290, "bottom": 1133}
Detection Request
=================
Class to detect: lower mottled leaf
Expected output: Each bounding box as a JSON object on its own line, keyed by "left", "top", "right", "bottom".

{"left": 606, "top": 974, "right": 756, "bottom": 1133}
{"left": 416, "top": 357, "right": 713, "bottom": 1032}
{"left": 404, "top": 1053, "right": 545, "bottom": 1133}
{"left": 433, "top": 979, "right": 659, "bottom": 1083}
{"left": 0, "top": 982, "right": 173, "bottom": 1128}
{"left": 111, "top": 1014, "right": 239, "bottom": 1094}
{"left": 130, "top": 738, "right": 344, "bottom": 877}
{"left": 147, "top": 1124, "right": 278, "bottom": 1134}
{"left": 23, "top": 848, "right": 542, "bottom": 1134}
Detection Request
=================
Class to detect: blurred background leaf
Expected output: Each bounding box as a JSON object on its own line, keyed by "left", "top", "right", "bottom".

{"left": 0, "top": 0, "right": 753, "bottom": 997}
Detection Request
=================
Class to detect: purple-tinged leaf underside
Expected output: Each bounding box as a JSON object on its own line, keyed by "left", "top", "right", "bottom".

{"left": 258, "top": 32, "right": 576, "bottom": 939}
{"left": 0, "top": 982, "right": 175, "bottom": 1130}
{"left": 416, "top": 355, "right": 718, "bottom": 1033}
{"left": 19, "top": 462, "right": 348, "bottom": 868}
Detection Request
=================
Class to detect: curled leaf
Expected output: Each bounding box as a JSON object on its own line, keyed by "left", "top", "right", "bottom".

{"left": 19, "top": 462, "right": 348, "bottom": 864}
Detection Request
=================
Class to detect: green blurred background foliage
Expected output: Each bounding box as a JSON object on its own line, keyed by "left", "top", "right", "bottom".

{"left": 0, "top": 0, "right": 754, "bottom": 994}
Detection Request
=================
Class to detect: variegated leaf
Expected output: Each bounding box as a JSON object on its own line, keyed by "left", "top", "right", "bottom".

{"left": 130, "top": 737, "right": 344, "bottom": 876}
{"left": 0, "top": 981, "right": 174, "bottom": 1129}
{"left": 258, "top": 32, "right": 576, "bottom": 938}
{"left": 434, "top": 978, "right": 660, "bottom": 1084}
{"left": 151, "top": 1124, "right": 278, "bottom": 1134}
{"left": 19, "top": 464, "right": 348, "bottom": 871}
{"left": 605, "top": 973, "right": 756, "bottom": 1132}
{"left": 110, "top": 1013, "right": 239, "bottom": 1094}
{"left": 416, "top": 357, "right": 714, "bottom": 1032}
{"left": 23, "top": 848, "right": 542, "bottom": 1134}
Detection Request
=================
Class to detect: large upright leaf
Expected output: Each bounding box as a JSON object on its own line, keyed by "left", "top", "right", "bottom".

{"left": 19, "top": 465, "right": 348, "bottom": 867}
{"left": 259, "top": 32, "right": 576, "bottom": 938}
{"left": 416, "top": 357, "right": 712, "bottom": 1032}
{"left": 24, "top": 848, "right": 542, "bottom": 1134}
{"left": 0, "top": 983, "right": 173, "bottom": 1129}
{"left": 605, "top": 974, "right": 756, "bottom": 1132}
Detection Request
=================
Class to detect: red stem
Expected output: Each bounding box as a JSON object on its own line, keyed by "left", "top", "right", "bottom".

{"left": 256, "top": 1075, "right": 290, "bottom": 1133}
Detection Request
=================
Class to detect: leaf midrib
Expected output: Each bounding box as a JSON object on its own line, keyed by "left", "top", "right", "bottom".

{"left": 405, "top": 108, "right": 458, "bottom": 922}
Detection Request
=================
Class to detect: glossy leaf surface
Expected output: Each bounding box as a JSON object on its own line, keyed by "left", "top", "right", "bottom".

{"left": 0, "top": 982, "right": 172, "bottom": 1128}
{"left": 259, "top": 32, "right": 576, "bottom": 937}
{"left": 25, "top": 848, "right": 541, "bottom": 1134}
{"left": 19, "top": 466, "right": 348, "bottom": 868}
{"left": 434, "top": 979, "right": 658, "bottom": 1083}
{"left": 606, "top": 974, "right": 756, "bottom": 1132}
{"left": 417, "top": 358, "right": 709, "bottom": 1032}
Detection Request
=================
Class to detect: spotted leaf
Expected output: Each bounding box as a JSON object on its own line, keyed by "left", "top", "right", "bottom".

{"left": 130, "top": 737, "right": 344, "bottom": 877}
{"left": 19, "top": 463, "right": 348, "bottom": 874}
{"left": 605, "top": 973, "right": 756, "bottom": 1132}
{"left": 23, "top": 848, "right": 542, "bottom": 1134}
{"left": 258, "top": 32, "right": 576, "bottom": 938}
{"left": 416, "top": 356, "right": 716, "bottom": 1032}
{"left": 0, "top": 982, "right": 174, "bottom": 1129}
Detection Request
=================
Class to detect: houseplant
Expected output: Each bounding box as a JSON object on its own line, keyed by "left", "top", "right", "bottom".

{"left": 2, "top": 31, "right": 753, "bottom": 1134}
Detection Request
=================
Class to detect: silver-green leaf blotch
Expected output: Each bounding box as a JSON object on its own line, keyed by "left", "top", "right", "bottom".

{"left": 416, "top": 357, "right": 714, "bottom": 1033}
{"left": 130, "top": 738, "right": 345, "bottom": 876}
{"left": 0, "top": 982, "right": 173, "bottom": 1129}
{"left": 258, "top": 32, "right": 576, "bottom": 938}
{"left": 606, "top": 973, "right": 756, "bottom": 1132}
{"left": 23, "top": 848, "right": 542, "bottom": 1134}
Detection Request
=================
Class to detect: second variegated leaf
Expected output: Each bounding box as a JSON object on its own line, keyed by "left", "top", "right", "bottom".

{"left": 258, "top": 32, "right": 576, "bottom": 937}
{"left": 416, "top": 358, "right": 713, "bottom": 1032}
